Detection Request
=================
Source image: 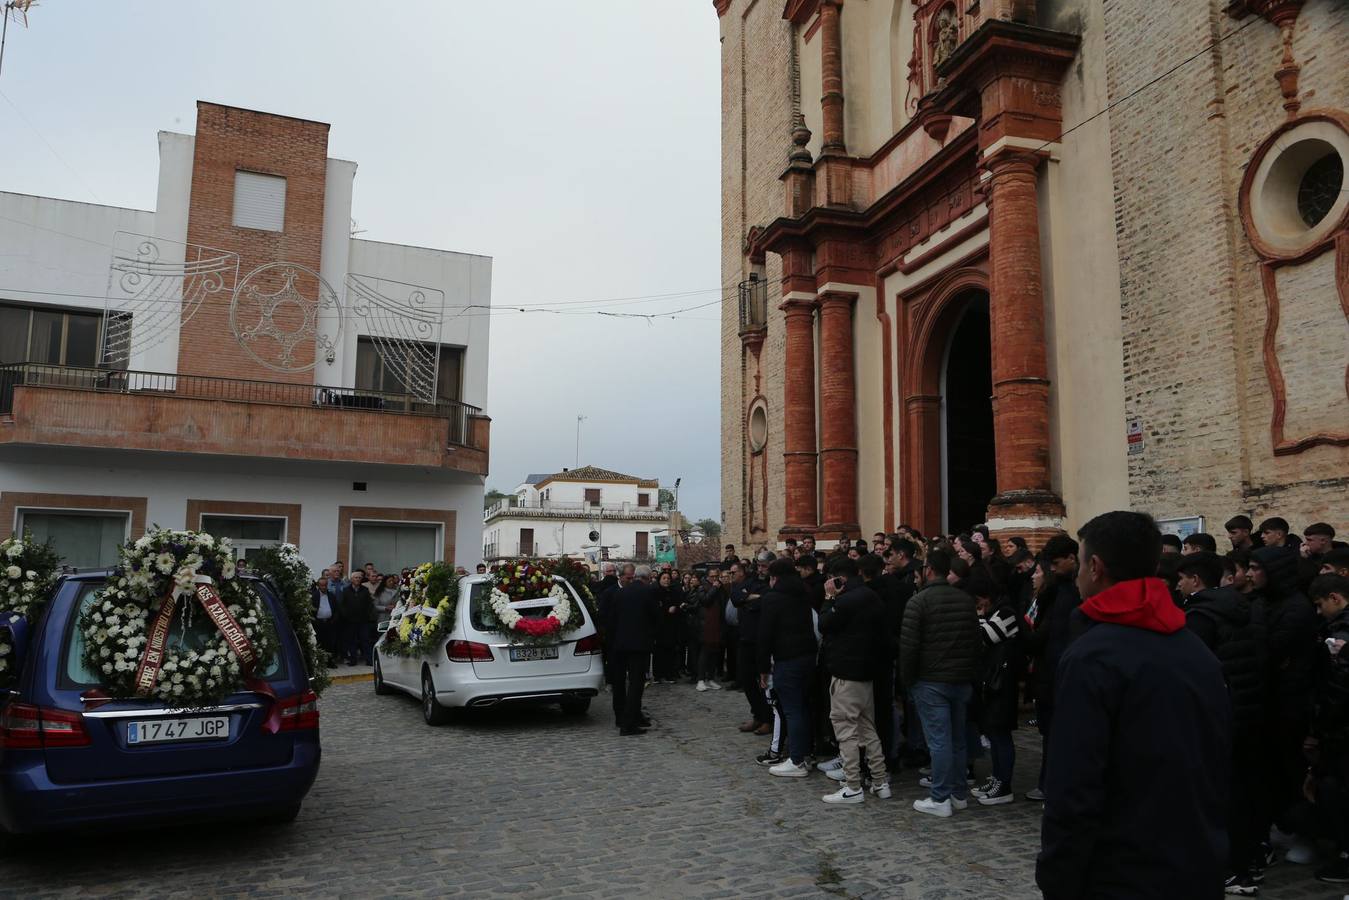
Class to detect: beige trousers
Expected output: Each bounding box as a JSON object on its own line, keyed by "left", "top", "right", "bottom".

{"left": 829, "top": 676, "right": 887, "bottom": 791}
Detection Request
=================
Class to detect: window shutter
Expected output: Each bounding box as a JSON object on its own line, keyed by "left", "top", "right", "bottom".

{"left": 232, "top": 171, "right": 287, "bottom": 231}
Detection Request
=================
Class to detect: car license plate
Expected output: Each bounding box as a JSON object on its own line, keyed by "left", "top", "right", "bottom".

{"left": 127, "top": 716, "right": 230, "bottom": 745}
{"left": 509, "top": 646, "right": 558, "bottom": 662}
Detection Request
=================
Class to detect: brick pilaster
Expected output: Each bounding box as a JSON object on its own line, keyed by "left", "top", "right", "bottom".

{"left": 818, "top": 0, "right": 845, "bottom": 156}
{"left": 817, "top": 289, "right": 859, "bottom": 538}
{"left": 780, "top": 296, "right": 819, "bottom": 537}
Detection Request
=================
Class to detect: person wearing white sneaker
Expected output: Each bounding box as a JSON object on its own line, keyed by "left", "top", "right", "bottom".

{"left": 816, "top": 756, "right": 843, "bottom": 772}
{"left": 757, "top": 557, "right": 820, "bottom": 782}
{"left": 695, "top": 680, "right": 709, "bottom": 692}
{"left": 869, "top": 780, "right": 891, "bottom": 799}
{"left": 912, "top": 797, "right": 951, "bottom": 818}
{"left": 770, "top": 758, "right": 810, "bottom": 778}
{"left": 822, "top": 786, "right": 864, "bottom": 804}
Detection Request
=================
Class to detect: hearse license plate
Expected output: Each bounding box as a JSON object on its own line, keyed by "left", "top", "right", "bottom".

{"left": 509, "top": 646, "right": 558, "bottom": 662}
{"left": 127, "top": 716, "right": 229, "bottom": 745}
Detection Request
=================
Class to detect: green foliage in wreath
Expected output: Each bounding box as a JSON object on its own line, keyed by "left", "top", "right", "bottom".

{"left": 0, "top": 531, "right": 62, "bottom": 684}
{"left": 248, "top": 544, "right": 331, "bottom": 695}
{"left": 381, "top": 562, "right": 460, "bottom": 657}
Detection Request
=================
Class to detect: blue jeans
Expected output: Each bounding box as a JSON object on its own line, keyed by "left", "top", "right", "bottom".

{"left": 772, "top": 655, "right": 815, "bottom": 764}
{"left": 912, "top": 681, "right": 973, "bottom": 802}
{"left": 988, "top": 729, "right": 1015, "bottom": 786}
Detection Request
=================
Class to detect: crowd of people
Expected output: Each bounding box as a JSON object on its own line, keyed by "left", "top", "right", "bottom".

{"left": 591, "top": 513, "right": 1349, "bottom": 897}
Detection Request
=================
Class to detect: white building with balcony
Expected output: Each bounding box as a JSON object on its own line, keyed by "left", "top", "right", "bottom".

{"left": 483, "top": 466, "right": 672, "bottom": 562}
{"left": 0, "top": 101, "right": 491, "bottom": 575}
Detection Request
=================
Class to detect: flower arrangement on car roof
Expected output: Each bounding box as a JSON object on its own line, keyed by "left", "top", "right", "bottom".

{"left": 80, "top": 528, "right": 279, "bottom": 708}
{"left": 381, "top": 561, "right": 459, "bottom": 657}
{"left": 0, "top": 531, "right": 61, "bottom": 683}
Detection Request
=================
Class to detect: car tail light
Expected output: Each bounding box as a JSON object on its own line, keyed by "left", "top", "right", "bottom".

{"left": 447, "top": 640, "right": 493, "bottom": 662}
{"left": 276, "top": 690, "right": 320, "bottom": 732}
{"left": 573, "top": 634, "right": 602, "bottom": 656}
{"left": 0, "top": 703, "right": 91, "bottom": 749}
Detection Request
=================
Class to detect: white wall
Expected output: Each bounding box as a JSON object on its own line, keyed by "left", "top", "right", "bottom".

{"left": 538, "top": 479, "right": 652, "bottom": 507}
{"left": 345, "top": 239, "right": 492, "bottom": 411}
{"left": 316, "top": 158, "right": 357, "bottom": 389}
{"left": 486, "top": 514, "right": 658, "bottom": 559}
{"left": 0, "top": 452, "right": 484, "bottom": 572}
{"left": 0, "top": 192, "right": 155, "bottom": 317}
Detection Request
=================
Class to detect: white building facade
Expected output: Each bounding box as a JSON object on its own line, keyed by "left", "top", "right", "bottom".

{"left": 483, "top": 466, "right": 671, "bottom": 563}
{"left": 0, "top": 102, "right": 491, "bottom": 575}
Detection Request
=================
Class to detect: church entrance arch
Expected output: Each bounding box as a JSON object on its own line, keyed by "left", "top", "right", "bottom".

{"left": 940, "top": 295, "right": 995, "bottom": 534}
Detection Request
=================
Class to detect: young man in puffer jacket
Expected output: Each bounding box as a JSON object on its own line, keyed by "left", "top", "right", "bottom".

{"left": 1180, "top": 551, "right": 1268, "bottom": 894}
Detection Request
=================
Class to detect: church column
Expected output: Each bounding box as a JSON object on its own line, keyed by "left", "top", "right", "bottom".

{"left": 779, "top": 241, "right": 818, "bottom": 538}
{"left": 817, "top": 289, "right": 859, "bottom": 538}
{"left": 819, "top": 0, "right": 845, "bottom": 155}
{"left": 985, "top": 150, "right": 1062, "bottom": 522}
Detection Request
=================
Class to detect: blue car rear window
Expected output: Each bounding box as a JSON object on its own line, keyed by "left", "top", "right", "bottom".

{"left": 64, "top": 583, "right": 284, "bottom": 688}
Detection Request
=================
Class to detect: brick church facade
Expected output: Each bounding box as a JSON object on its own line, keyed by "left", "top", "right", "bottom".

{"left": 717, "top": 0, "right": 1348, "bottom": 547}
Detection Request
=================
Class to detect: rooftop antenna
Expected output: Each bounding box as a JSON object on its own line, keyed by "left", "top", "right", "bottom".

{"left": 0, "top": 0, "right": 35, "bottom": 79}
{"left": 575, "top": 414, "right": 586, "bottom": 468}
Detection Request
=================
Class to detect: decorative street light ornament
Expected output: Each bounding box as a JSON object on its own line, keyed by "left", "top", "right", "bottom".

{"left": 229, "top": 262, "right": 343, "bottom": 373}
{"left": 102, "top": 232, "right": 240, "bottom": 368}
{"left": 345, "top": 273, "right": 444, "bottom": 402}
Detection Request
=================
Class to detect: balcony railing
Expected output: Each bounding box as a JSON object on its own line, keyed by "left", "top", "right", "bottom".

{"left": 0, "top": 363, "right": 483, "bottom": 447}
{"left": 738, "top": 277, "right": 768, "bottom": 333}
{"left": 483, "top": 498, "right": 668, "bottom": 522}
{"left": 482, "top": 542, "right": 658, "bottom": 562}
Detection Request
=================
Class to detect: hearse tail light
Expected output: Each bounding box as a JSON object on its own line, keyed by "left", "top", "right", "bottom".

{"left": 276, "top": 690, "right": 320, "bottom": 731}
{"left": 447, "top": 640, "right": 493, "bottom": 663}
{"left": 0, "top": 703, "right": 91, "bottom": 748}
{"left": 573, "top": 634, "right": 603, "bottom": 656}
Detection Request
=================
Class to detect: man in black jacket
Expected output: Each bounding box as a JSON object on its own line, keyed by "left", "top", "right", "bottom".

{"left": 1308, "top": 575, "right": 1349, "bottom": 884}
{"left": 1037, "top": 511, "right": 1229, "bottom": 900}
{"left": 604, "top": 565, "right": 659, "bottom": 735}
{"left": 817, "top": 556, "right": 887, "bottom": 805}
{"left": 860, "top": 554, "right": 901, "bottom": 765}
{"left": 338, "top": 569, "right": 374, "bottom": 666}
{"left": 733, "top": 553, "right": 774, "bottom": 735}
{"left": 1181, "top": 551, "right": 1268, "bottom": 893}
{"left": 1027, "top": 535, "right": 1082, "bottom": 803}
{"left": 1250, "top": 544, "right": 1319, "bottom": 847}
{"left": 757, "top": 557, "right": 818, "bottom": 776}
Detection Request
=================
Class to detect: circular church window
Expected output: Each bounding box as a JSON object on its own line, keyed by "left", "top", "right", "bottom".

{"left": 1298, "top": 152, "right": 1344, "bottom": 228}
{"left": 748, "top": 402, "right": 768, "bottom": 453}
{"left": 1244, "top": 119, "right": 1349, "bottom": 257}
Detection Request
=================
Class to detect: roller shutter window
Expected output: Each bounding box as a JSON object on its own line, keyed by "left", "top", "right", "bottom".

{"left": 232, "top": 171, "right": 287, "bottom": 232}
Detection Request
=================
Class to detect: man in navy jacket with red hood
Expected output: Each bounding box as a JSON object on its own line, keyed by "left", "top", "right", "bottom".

{"left": 1036, "top": 511, "right": 1231, "bottom": 899}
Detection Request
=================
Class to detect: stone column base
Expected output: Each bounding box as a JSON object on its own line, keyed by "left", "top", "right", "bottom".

{"left": 816, "top": 523, "right": 861, "bottom": 543}
{"left": 986, "top": 490, "right": 1066, "bottom": 552}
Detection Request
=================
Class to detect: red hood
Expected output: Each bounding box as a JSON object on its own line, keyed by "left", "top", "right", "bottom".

{"left": 1080, "top": 578, "right": 1185, "bottom": 634}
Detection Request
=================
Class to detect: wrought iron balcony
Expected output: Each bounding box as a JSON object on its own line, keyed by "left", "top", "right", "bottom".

{"left": 0, "top": 362, "right": 489, "bottom": 474}
{"left": 738, "top": 277, "right": 768, "bottom": 333}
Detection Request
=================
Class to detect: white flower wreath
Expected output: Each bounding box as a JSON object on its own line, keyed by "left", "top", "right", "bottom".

{"left": 81, "top": 529, "right": 277, "bottom": 706}
{"left": 487, "top": 583, "right": 572, "bottom": 632}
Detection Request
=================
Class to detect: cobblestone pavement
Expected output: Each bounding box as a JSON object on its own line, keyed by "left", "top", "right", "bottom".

{"left": 0, "top": 680, "right": 1334, "bottom": 898}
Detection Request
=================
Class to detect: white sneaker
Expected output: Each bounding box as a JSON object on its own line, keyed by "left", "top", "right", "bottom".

{"left": 870, "top": 781, "right": 892, "bottom": 799}
{"left": 816, "top": 756, "right": 844, "bottom": 772}
{"left": 825, "top": 767, "right": 847, "bottom": 782}
{"left": 709, "top": 681, "right": 723, "bottom": 690}
{"left": 695, "top": 680, "right": 708, "bottom": 692}
{"left": 1285, "top": 839, "right": 1319, "bottom": 865}
{"left": 912, "top": 797, "right": 952, "bottom": 817}
{"left": 918, "top": 775, "right": 933, "bottom": 788}
{"left": 822, "top": 786, "right": 864, "bottom": 804}
{"left": 950, "top": 796, "right": 969, "bottom": 810}
{"left": 770, "top": 759, "right": 810, "bottom": 778}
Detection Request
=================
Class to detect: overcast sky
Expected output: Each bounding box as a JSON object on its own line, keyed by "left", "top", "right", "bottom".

{"left": 0, "top": 0, "right": 724, "bottom": 521}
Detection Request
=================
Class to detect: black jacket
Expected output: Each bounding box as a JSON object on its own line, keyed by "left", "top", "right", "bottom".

{"left": 978, "top": 602, "right": 1025, "bottom": 733}
{"left": 732, "top": 576, "right": 766, "bottom": 645}
{"left": 898, "top": 581, "right": 981, "bottom": 687}
{"left": 653, "top": 584, "right": 683, "bottom": 646}
{"left": 1254, "top": 545, "right": 1319, "bottom": 721}
{"left": 1313, "top": 608, "right": 1349, "bottom": 758}
{"left": 1037, "top": 579, "right": 1230, "bottom": 900}
{"left": 757, "top": 575, "right": 818, "bottom": 672}
{"left": 604, "top": 580, "right": 660, "bottom": 654}
{"left": 817, "top": 577, "right": 884, "bottom": 681}
{"left": 339, "top": 583, "right": 376, "bottom": 624}
{"left": 1028, "top": 579, "right": 1082, "bottom": 717}
{"left": 865, "top": 575, "right": 902, "bottom": 661}
{"left": 1185, "top": 586, "right": 1267, "bottom": 737}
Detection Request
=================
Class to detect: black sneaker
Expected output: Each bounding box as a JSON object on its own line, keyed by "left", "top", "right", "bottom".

{"left": 1315, "top": 853, "right": 1349, "bottom": 884}
{"left": 977, "top": 779, "right": 1014, "bottom": 806}
{"left": 1223, "top": 872, "right": 1258, "bottom": 895}
{"left": 756, "top": 750, "right": 784, "bottom": 766}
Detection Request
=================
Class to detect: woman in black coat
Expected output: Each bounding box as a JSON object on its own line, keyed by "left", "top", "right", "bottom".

{"left": 652, "top": 572, "right": 683, "bottom": 683}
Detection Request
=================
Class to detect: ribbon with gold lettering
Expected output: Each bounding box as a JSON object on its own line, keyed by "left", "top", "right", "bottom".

{"left": 131, "top": 574, "right": 261, "bottom": 698}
